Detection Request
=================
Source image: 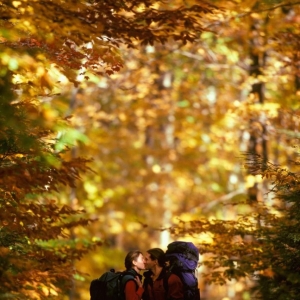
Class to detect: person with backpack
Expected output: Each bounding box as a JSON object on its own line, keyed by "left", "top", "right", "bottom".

{"left": 123, "top": 250, "right": 145, "bottom": 300}
{"left": 142, "top": 248, "right": 184, "bottom": 300}
{"left": 90, "top": 249, "right": 145, "bottom": 300}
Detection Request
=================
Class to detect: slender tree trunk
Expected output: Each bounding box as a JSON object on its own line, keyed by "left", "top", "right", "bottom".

{"left": 144, "top": 54, "right": 175, "bottom": 247}
{"left": 68, "top": 88, "right": 78, "bottom": 300}
{"left": 247, "top": 12, "right": 268, "bottom": 204}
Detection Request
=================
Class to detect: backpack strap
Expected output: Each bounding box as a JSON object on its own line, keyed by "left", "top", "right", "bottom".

{"left": 121, "top": 273, "right": 136, "bottom": 287}
{"left": 163, "top": 270, "right": 171, "bottom": 299}
{"left": 119, "top": 270, "right": 138, "bottom": 294}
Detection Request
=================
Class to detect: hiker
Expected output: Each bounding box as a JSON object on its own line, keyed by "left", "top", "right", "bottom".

{"left": 124, "top": 250, "right": 145, "bottom": 300}
{"left": 89, "top": 249, "right": 145, "bottom": 300}
{"left": 143, "top": 248, "right": 184, "bottom": 300}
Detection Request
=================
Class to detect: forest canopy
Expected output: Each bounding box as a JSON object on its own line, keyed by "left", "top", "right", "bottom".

{"left": 0, "top": 0, "right": 300, "bottom": 299}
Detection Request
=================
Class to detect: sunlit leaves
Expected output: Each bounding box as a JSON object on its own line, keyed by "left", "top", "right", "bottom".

{"left": 0, "top": 75, "right": 98, "bottom": 299}
{"left": 1, "top": 0, "right": 300, "bottom": 299}
{"left": 0, "top": 0, "right": 218, "bottom": 88}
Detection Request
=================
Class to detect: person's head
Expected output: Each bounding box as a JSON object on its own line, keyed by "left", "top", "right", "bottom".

{"left": 144, "top": 248, "right": 165, "bottom": 271}
{"left": 124, "top": 250, "right": 145, "bottom": 272}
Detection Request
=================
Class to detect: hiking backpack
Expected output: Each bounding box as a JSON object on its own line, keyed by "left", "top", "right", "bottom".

{"left": 90, "top": 269, "right": 135, "bottom": 300}
{"left": 165, "top": 241, "right": 200, "bottom": 300}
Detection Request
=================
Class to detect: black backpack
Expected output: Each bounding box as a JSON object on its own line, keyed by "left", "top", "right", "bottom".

{"left": 90, "top": 269, "right": 136, "bottom": 300}
{"left": 165, "top": 241, "right": 201, "bottom": 300}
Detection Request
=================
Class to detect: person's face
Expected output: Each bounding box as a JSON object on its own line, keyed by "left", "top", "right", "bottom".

{"left": 133, "top": 253, "right": 145, "bottom": 271}
{"left": 144, "top": 252, "right": 157, "bottom": 270}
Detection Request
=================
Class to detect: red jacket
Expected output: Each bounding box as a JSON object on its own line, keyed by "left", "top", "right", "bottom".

{"left": 124, "top": 275, "right": 144, "bottom": 300}
{"left": 143, "top": 269, "right": 184, "bottom": 300}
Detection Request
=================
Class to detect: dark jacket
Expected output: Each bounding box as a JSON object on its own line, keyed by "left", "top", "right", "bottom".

{"left": 143, "top": 269, "right": 184, "bottom": 300}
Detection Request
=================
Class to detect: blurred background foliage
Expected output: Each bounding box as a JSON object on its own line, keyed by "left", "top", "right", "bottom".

{"left": 0, "top": 0, "right": 300, "bottom": 299}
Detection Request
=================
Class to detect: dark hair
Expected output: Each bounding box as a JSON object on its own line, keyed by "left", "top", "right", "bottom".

{"left": 124, "top": 250, "right": 143, "bottom": 270}
{"left": 147, "top": 248, "right": 165, "bottom": 267}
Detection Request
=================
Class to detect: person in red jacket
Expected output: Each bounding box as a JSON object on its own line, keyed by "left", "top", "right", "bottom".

{"left": 123, "top": 250, "right": 145, "bottom": 300}
{"left": 143, "top": 248, "right": 184, "bottom": 300}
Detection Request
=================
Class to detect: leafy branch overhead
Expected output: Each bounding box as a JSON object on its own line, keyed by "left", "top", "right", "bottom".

{"left": 0, "top": 0, "right": 218, "bottom": 81}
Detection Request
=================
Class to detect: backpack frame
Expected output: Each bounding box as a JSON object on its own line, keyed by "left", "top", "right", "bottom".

{"left": 165, "top": 241, "right": 201, "bottom": 300}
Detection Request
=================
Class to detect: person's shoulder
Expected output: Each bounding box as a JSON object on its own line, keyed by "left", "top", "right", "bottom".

{"left": 168, "top": 273, "right": 182, "bottom": 283}
{"left": 121, "top": 269, "right": 136, "bottom": 285}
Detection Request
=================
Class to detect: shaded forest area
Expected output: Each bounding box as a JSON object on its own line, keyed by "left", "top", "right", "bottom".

{"left": 0, "top": 0, "right": 300, "bottom": 299}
